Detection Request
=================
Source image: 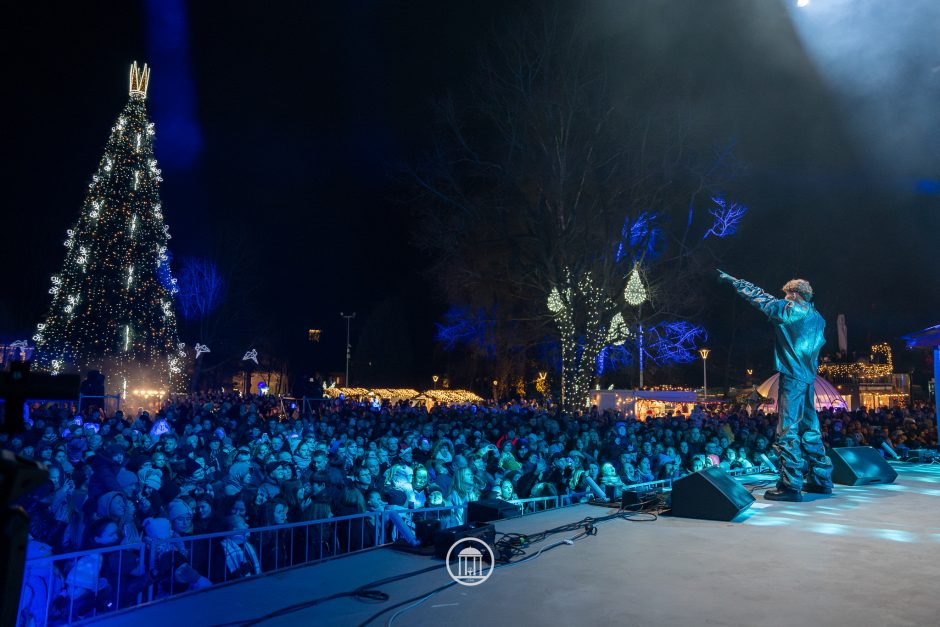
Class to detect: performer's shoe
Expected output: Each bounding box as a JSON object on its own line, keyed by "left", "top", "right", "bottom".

{"left": 764, "top": 488, "right": 803, "bottom": 502}
{"left": 802, "top": 483, "right": 832, "bottom": 495}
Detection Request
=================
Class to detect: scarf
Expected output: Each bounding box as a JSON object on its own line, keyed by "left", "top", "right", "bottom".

{"left": 220, "top": 538, "right": 261, "bottom": 576}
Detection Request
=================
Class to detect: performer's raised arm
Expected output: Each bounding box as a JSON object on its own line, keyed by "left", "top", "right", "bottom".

{"left": 718, "top": 270, "right": 810, "bottom": 325}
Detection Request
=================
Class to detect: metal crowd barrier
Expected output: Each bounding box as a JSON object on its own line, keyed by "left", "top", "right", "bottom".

{"left": 619, "top": 463, "right": 775, "bottom": 495}
{"left": 18, "top": 511, "right": 384, "bottom": 627}
{"left": 511, "top": 495, "right": 560, "bottom": 514}
{"left": 20, "top": 469, "right": 755, "bottom": 626}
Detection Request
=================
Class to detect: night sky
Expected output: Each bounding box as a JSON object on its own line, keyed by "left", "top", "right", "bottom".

{"left": 3, "top": 0, "right": 938, "bottom": 387}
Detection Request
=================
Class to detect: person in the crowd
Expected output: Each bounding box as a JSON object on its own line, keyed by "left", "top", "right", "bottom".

{"left": 210, "top": 515, "right": 261, "bottom": 583}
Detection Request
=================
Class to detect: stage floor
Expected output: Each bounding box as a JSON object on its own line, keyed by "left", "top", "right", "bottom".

{"left": 88, "top": 462, "right": 940, "bottom": 627}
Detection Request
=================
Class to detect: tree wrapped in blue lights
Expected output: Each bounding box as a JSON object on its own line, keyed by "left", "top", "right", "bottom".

{"left": 33, "top": 63, "right": 184, "bottom": 392}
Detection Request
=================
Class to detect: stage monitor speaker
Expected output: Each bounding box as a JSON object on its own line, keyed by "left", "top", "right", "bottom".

{"left": 670, "top": 466, "right": 755, "bottom": 521}
{"left": 467, "top": 499, "right": 522, "bottom": 523}
{"left": 434, "top": 522, "right": 496, "bottom": 560}
{"left": 830, "top": 446, "right": 898, "bottom": 486}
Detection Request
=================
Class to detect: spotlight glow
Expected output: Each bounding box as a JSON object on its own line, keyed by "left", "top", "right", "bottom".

{"left": 797, "top": 0, "right": 809, "bottom": 7}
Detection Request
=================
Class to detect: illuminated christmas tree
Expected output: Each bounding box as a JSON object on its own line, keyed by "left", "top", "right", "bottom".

{"left": 33, "top": 62, "right": 185, "bottom": 394}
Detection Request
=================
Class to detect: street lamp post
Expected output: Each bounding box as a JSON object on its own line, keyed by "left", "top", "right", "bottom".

{"left": 340, "top": 312, "right": 356, "bottom": 386}
{"left": 699, "top": 348, "right": 711, "bottom": 402}
{"left": 624, "top": 264, "right": 648, "bottom": 390}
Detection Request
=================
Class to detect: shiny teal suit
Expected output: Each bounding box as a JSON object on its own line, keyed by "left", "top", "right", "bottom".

{"left": 729, "top": 276, "right": 833, "bottom": 492}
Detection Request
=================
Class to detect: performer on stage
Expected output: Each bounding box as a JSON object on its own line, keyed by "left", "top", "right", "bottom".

{"left": 718, "top": 270, "right": 833, "bottom": 502}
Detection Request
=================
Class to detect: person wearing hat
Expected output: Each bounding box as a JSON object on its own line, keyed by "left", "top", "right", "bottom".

{"left": 85, "top": 442, "right": 127, "bottom": 511}
{"left": 606, "top": 422, "right": 630, "bottom": 460}
{"left": 143, "top": 516, "right": 209, "bottom": 597}
{"left": 136, "top": 468, "right": 164, "bottom": 518}
{"left": 719, "top": 270, "right": 833, "bottom": 501}
{"left": 167, "top": 499, "right": 194, "bottom": 536}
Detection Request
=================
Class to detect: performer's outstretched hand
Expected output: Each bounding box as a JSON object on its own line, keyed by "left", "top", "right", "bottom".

{"left": 717, "top": 269, "right": 736, "bottom": 285}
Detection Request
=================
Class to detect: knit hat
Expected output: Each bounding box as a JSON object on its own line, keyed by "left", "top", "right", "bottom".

{"left": 140, "top": 468, "right": 163, "bottom": 490}
{"left": 167, "top": 499, "right": 192, "bottom": 522}
{"left": 67, "top": 438, "right": 87, "bottom": 462}
{"left": 116, "top": 468, "right": 139, "bottom": 494}
{"left": 97, "top": 491, "right": 127, "bottom": 519}
{"left": 386, "top": 489, "right": 408, "bottom": 507}
{"left": 228, "top": 462, "right": 251, "bottom": 483}
{"left": 258, "top": 482, "right": 281, "bottom": 499}
{"left": 143, "top": 517, "right": 173, "bottom": 540}
{"left": 66, "top": 554, "right": 104, "bottom": 591}
{"left": 265, "top": 460, "right": 288, "bottom": 475}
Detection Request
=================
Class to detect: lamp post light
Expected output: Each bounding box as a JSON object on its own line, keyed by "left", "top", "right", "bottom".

{"left": 340, "top": 312, "right": 356, "bottom": 386}
{"left": 699, "top": 349, "right": 711, "bottom": 402}
{"left": 492, "top": 379, "right": 498, "bottom": 402}
{"left": 432, "top": 375, "right": 439, "bottom": 389}
{"left": 624, "top": 264, "right": 648, "bottom": 389}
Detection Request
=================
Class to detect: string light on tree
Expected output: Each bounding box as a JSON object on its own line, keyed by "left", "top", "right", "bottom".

{"left": 606, "top": 312, "right": 631, "bottom": 346}
{"left": 549, "top": 267, "right": 609, "bottom": 408}
{"left": 32, "top": 62, "right": 183, "bottom": 392}
{"left": 624, "top": 265, "right": 648, "bottom": 306}
{"left": 547, "top": 287, "right": 564, "bottom": 314}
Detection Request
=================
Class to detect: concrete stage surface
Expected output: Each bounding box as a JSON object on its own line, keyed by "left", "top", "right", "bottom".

{"left": 88, "top": 462, "right": 940, "bottom": 627}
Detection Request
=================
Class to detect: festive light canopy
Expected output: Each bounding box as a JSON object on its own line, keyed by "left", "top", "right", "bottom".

{"left": 422, "top": 389, "right": 484, "bottom": 403}
{"left": 323, "top": 387, "right": 483, "bottom": 404}
{"left": 323, "top": 387, "right": 371, "bottom": 399}
{"left": 34, "top": 62, "right": 183, "bottom": 392}
{"left": 370, "top": 388, "right": 421, "bottom": 400}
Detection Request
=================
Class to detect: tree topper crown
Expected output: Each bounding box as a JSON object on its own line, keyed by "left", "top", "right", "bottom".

{"left": 129, "top": 62, "right": 150, "bottom": 98}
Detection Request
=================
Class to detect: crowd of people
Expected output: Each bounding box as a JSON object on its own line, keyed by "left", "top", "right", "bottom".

{"left": 7, "top": 391, "right": 936, "bottom": 621}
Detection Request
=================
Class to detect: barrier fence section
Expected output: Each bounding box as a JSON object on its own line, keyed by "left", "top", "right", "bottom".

{"left": 19, "top": 511, "right": 384, "bottom": 627}
{"left": 18, "top": 466, "right": 773, "bottom": 626}
{"left": 619, "top": 463, "right": 775, "bottom": 495}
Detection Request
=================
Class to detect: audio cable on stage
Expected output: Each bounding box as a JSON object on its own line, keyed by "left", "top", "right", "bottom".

{"left": 214, "top": 563, "right": 448, "bottom": 627}
{"left": 221, "top": 507, "right": 659, "bottom": 627}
